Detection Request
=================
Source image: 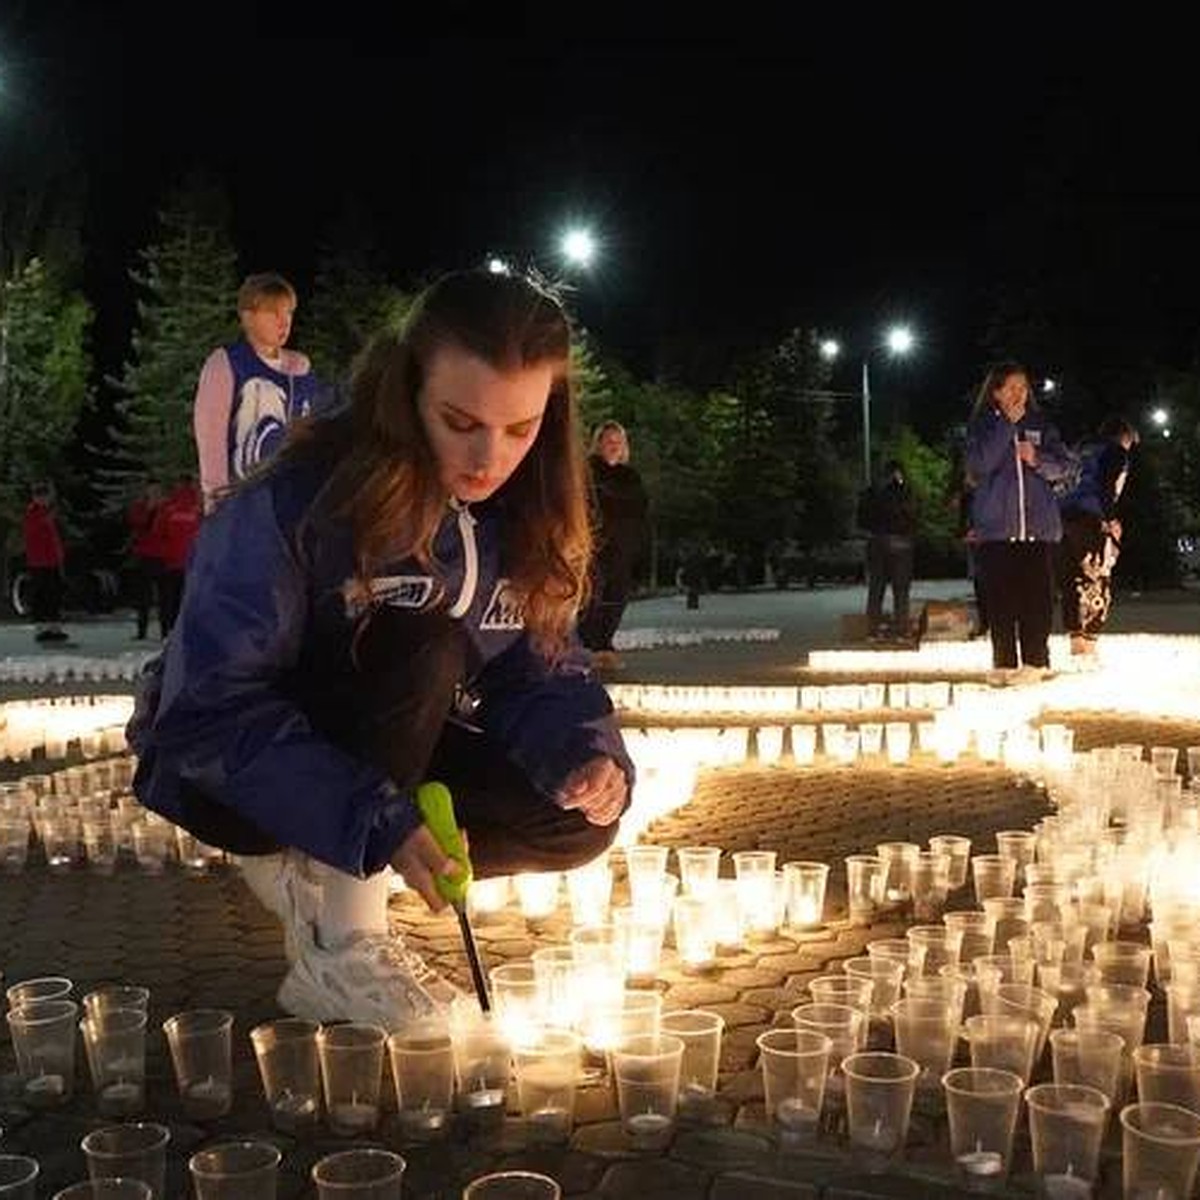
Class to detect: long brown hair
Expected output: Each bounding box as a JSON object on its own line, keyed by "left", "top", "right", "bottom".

{"left": 282, "top": 269, "right": 590, "bottom": 656}
{"left": 972, "top": 360, "right": 1034, "bottom": 418}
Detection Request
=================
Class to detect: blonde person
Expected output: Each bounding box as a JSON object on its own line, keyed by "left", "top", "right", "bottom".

{"left": 192, "top": 272, "right": 321, "bottom": 511}
{"left": 130, "top": 271, "right": 632, "bottom": 1029}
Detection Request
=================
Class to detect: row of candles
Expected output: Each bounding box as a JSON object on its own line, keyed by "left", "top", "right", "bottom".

{"left": 609, "top": 679, "right": 958, "bottom": 715}
{"left": 0, "top": 695, "right": 133, "bottom": 763}
{"left": 0, "top": 652, "right": 153, "bottom": 686}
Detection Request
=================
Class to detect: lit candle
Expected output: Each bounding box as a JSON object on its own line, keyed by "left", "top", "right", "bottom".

{"left": 1041, "top": 1172, "right": 1092, "bottom": 1200}
{"left": 526, "top": 1104, "right": 572, "bottom": 1141}
{"left": 328, "top": 1099, "right": 379, "bottom": 1135}
{"left": 775, "top": 1097, "right": 818, "bottom": 1134}
{"left": 23, "top": 1072, "right": 66, "bottom": 1104}
{"left": 957, "top": 1146, "right": 1003, "bottom": 1177}
{"left": 270, "top": 1089, "right": 319, "bottom": 1133}
{"left": 99, "top": 1079, "right": 143, "bottom": 1115}
{"left": 626, "top": 1111, "right": 673, "bottom": 1143}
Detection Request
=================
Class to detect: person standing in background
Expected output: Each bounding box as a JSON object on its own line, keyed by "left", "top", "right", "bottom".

{"left": 193, "top": 272, "right": 320, "bottom": 511}
{"left": 127, "top": 480, "right": 164, "bottom": 640}
{"left": 23, "top": 482, "right": 69, "bottom": 645}
{"left": 857, "top": 458, "right": 917, "bottom": 642}
{"left": 1057, "top": 415, "right": 1138, "bottom": 658}
{"left": 965, "top": 362, "right": 1076, "bottom": 676}
{"left": 578, "top": 421, "right": 650, "bottom": 669}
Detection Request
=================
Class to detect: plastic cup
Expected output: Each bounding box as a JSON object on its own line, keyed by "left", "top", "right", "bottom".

{"left": 532, "top": 945, "right": 581, "bottom": 1030}
{"left": 981, "top": 983, "right": 1058, "bottom": 1063}
{"left": 1092, "top": 941, "right": 1152, "bottom": 989}
{"left": 890, "top": 997, "right": 959, "bottom": 1088}
{"left": 867, "top": 937, "right": 921, "bottom": 980}
{"left": 675, "top": 846, "right": 721, "bottom": 900}
{"left": 489, "top": 962, "right": 542, "bottom": 1050}
{"left": 624, "top": 845, "right": 669, "bottom": 910}
{"left": 1049, "top": 1028, "right": 1124, "bottom": 1103}
{"left": 792, "top": 1002, "right": 866, "bottom": 1067}
{"left": 6, "top": 998, "right": 78, "bottom": 1107}
{"left": 462, "top": 1173, "right": 561, "bottom": 1200}
{"left": 583, "top": 988, "right": 662, "bottom": 1056}
{"left": 82, "top": 987, "right": 150, "bottom": 1021}
{"left": 757, "top": 1028, "right": 832, "bottom": 1143}
{"left": 1120, "top": 1101, "right": 1200, "bottom": 1200}
{"left": 448, "top": 1000, "right": 511, "bottom": 1120}
{"left": 0, "top": 1156, "right": 39, "bottom": 1200}
{"left": 842, "top": 1052, "right": 920, "bottom": 1164}
{"left": 906, "top": 925, "right": 963, "bottom": 977}
{"left": 912, "top": 852, "right": 951, "bottom": 921}
{"left": 162, "top": 1009, "right": 233, "bottom": 1120}
{"left": 944, "top": 911, "right": 996, "bottom": 964}
{"left": 930, "top": 835, "right": 972, "bottom": 889}
{"left": 973, "top": 856, "right": 1016, "bottom": 905}
{"left": 188, "top": 1141, "right": 281, "bottom": 1200}
{"left": 963, "top": 1014, "right": 1040, "bottom": 1084}
{"left": 611, "top": 1033, "right": 684, "bottom": 1149}
{"left": 388, "top": 1026, "right": 455, "bottom": 1138}
{"left": 312, "top": 1149, "right": 406, "bottom": 1199}
{"left": 81, "top": 1125, "right": 169, "bottom": 1200}
{"left": 660, "top": 1010, "right": 724, "bottom": 1119}
{"left": 5, "top": 975, "right": 72, "bottom": 1009}
{"left": 843, "top": 957, "right": 903, "bottom": 1018}
{"left": 809, "top": 975, "right": 873, "bottom": 1012}
{"left": 1025, "top": 1082, "right": 1109, "bottom": 1196}
{"left": 52, "top": 1184, "right": 151, "bottom": 1200}
{"left": 782, "top": 861, "right": 829, "bottom": 929}
{"left": 995, "top": 830, "right": 1037, "bottom": 888}
{"left": 876, "top": 842, "right": 920, "bottom": 911}
{"left": 613, "top": 905, "right": 666, "bottom": 983}
{"left": 1134, "top": 1044, "right": 1200, "bottom": 1115}
{"left": 943, "top": 1066, "right": 1024, "bottom": 1185}
{"left": 318, "top": 1022, "right": 386, "bottom": 1137}
{"left": 250, "top": 1018, "right": 321, "bottom": 1135}
{"left": 513, "top": 1027, "right": 581, "bottom": 1144}
{"left": 845, "top": 855, "right": 885, "bottom": 926}
{"left": 672, "top": 896, "right": 717, "bottom": 972}
{"left": 732, "top": 850, "right": 778, "bottom": 939}
{"left": 904, "top": 975, "right": 968, "bottom": 1024}
{"left": 81, "top": 1007, "right": 148, "bottom": 1117}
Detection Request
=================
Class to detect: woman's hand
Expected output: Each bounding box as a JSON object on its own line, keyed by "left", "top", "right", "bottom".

{"left": 558, "top": 756, "right": 628, "bottom": 827}
{"left": 390, "top": 824, "right": 460, "bottom": 912}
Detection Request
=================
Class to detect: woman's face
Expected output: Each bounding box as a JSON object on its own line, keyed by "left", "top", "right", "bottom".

{"left": 994, "top": 372, "right": 1030, "bottom": 421}
{"left": 417, "top": 346, "right": 553, "bottom": 502}
{"left": 598, "top": 427, "right": 626, "bottom": 465}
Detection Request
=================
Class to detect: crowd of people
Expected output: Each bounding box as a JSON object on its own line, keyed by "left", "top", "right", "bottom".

{"left": 17, "top": 267, "right": 1141, "bottom": 1032}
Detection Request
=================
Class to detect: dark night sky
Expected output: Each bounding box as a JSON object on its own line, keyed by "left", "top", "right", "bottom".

{"left": 6, "top": 3, "right": 1200, "bottom": 427}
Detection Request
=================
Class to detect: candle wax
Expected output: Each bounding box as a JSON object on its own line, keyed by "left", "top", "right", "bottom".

{"left": 626, "top": 1111, "right": 673, "bottom": 1138}
{"left": 182, "top": 1077, "right": 232, "bottom": 1120}
{"left": 329, "top": 1100, "right": 379, "bottom": 1134}
{"left": 1041, "top": 1173, "right": 1093, "bottom": 1200}
{"left": 775, "top": 1097, "right": 818, "bottom": 1130}
{"left": 99, "top": 1079, "right": 143, "bottom": 1114}
{"left": 526, "top": 1105, "right": 571, "bottom": 1140}
{"left": 462, "top": 1085, "right": 506, "bottom": 1109}
{"left": 24, "top": 1073, "right": 66, "bottom": 1103}
{"left": 957, "top": 1149, "right": 1004, "bottom": 1176}
{"left": 271, "top": 1090, "right": 319, "bottom": 1133}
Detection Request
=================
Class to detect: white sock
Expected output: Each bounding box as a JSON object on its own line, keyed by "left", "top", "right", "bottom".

{"left": 315, "top": 868, "right": 391, "bottom": 948}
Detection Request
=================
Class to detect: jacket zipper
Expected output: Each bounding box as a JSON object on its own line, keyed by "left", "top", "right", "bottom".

{"left": 447, "top": 501, "right": 479, "bottom": 618}
{"left": 1014, "top": 431, "right": 1027, "bottom": 541}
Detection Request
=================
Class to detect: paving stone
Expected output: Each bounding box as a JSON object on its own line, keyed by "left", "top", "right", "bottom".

{"left": 571, "top": 1120, "right": 644, "bottom": 1160}
{"left": 598, "top": 1157, "right": 711, "bottom": 1199}
{"left": 710, "top": 1171, "right": 819, "bottom": 1200}
{"left": 669, "top": 1127, "right": 773, "bottom": 1171}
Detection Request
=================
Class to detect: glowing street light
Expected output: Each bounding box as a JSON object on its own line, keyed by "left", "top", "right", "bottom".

{"left": 1042, "top": 378, "right": 1057, "bottom": 395}
{"left": 1152, "top": 407, "right": 1169, "bottom": 427}
{"left": 820, "top": 338, "right": 842, "bottom": 361}
{"left": 486, "top": 257, "right": 510, "bottom": 275}
{"left": 560, "top": 228, "right": 597, "bottom": 269}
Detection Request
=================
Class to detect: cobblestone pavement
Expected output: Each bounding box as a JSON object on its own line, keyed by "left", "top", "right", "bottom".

{"left": 1, "top": 708, "right": 1198, "bottom": 1197}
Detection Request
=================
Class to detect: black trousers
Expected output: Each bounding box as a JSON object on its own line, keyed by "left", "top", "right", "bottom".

{"left": 131, "top": 557, "right": 161, "bottom": 639}
{"left": 180, "top": 610, "right": 619, "bottom": 877}
{"left": 578, "top": 552, "right": 633, "bottom": 652}
{"left": 865, "top": 535, "right": 914, "bottom": 634}
{"left": 29, "top": 568, "right": 64, "bottom": 625}
{"left": 977, "top": 540, "right": 1054, "bottom": 669}
{"left": 157, "top": 570, "right": 185, "bottom": 637}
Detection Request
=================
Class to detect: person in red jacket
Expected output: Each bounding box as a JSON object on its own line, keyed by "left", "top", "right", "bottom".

{"left": 152, "top": 475, "right": 202, "bottom": 637}
{"left": 127, "top": 480, "right": 164, "bottom": 640}
{"left": 22, "top": 482, "right": 69, "bottom": 644}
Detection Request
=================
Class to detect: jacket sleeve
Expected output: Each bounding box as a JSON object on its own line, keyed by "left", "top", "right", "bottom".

{"left": 475, "top": 633, "right": 635, "bottom": 802}
{"left": 193, "top": 349, "right": 234, "bottom": 512}
{"left": 965, "top": 408, "right": 1016, "bottom": 479}
{"left": 147, "top": 482, "right": 421, "bottom": 876}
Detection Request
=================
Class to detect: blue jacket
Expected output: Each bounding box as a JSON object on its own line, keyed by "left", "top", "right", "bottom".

{"left": 965, "top": 406, "right": 1074, "bottom": 543}
{"left": 127, "top": 448, "right": 633, "bottom": 878}
{"left": 1058, "top": 439, "right": 1131, "bottom": 521}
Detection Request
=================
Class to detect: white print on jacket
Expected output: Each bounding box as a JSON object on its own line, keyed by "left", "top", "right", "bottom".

{"left": 480, "top": 580, "right": 525, "bottom": 630}
{"left": 342, "top": 575, "right": 436, "bottom": 619}
{"left": 233, "top": 378, "right": 289, "bottom": 480}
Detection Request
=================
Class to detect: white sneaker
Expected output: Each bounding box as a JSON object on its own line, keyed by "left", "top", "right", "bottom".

{"left": 277, "top": 931, "right": 459, "bottom": 1032}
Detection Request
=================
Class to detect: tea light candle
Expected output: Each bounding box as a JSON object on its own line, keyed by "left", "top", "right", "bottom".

{"left": 99, "top": 1079, "right": 142, "bottom": 1113}
{"left": 626, "top": 1111, "right": 673, "bottom": 1139}
{"left": 957, "top": 1147, "right": 1003, "bottom": 1177}
{"left": 329, "top": 1099, "right": 379, "bottom": 1134}
{"left": 24, "top": 1072, "right": 65, "bottom": 1101}
{"left": 1041, "top": 1172, "right": 1092, "bottom": 1200}
{"left": 775, "top": 1097, "right": 818, "bottom": 1132}
{"left": 402, "top": 1105, "right": 448, "bottom": 1132}
{"left": 526, "top": 1104, "right": 571, "bottom": 1139}
{"left": 271, "top": 1089, "right": 319, "bottom": 1133}
{"left": 461, "top": 1082, "right": 506, "bottom": 1109}
{"left": 860, "top": 1116, "right": 897, "bottom": 1150}
{"left": 182, "top": 1076, "right": 232, "bottom": 1119}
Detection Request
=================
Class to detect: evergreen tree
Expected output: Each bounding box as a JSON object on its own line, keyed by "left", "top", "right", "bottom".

{"left": 101, "top": 176, "right": 239, "bottom": 510}
{"left": 0, "top": 257, "right": 93, "bottom": 589}
{"left": 299, "top": 212, "right": 413, "bottom": 384}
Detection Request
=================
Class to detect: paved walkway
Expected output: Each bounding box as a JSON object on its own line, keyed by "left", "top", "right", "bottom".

{"left": 2, "top": 587, "right": 1198, "bottom": 1196}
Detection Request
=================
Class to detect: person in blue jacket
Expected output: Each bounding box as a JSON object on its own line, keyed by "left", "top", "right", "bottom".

{"left": 1057, "top": 415, "right": 1138, "bottom": 658}
{"left": 965, "top": 362, "right": 1076, "bottom": 675}
{"left": 129, "top": 269, "right": 633, "bottom": 1029}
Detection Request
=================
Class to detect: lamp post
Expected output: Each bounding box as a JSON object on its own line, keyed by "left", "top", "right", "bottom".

{"left": 820, "top": 326, "right": 916, "bottom": 485}
{"left": 560, "top": 227, "right": 597, "bottom": 270}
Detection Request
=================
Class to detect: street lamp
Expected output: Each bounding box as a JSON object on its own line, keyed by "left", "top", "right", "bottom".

{"left": 822, "top": 326, "right": 916, "bottom": 485}
{"left": 560, "top": 227, "right": 597, "bottom": 269}
{"left": 1151, "top": 407, "right": 1169, "bottom": 427}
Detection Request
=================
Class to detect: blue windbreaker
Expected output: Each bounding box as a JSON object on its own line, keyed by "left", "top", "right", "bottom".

{"left": 965, "top": 406, "right": 1075, "bottom": 542}
{"left": 127, "top": 449, "right": 633, "bottom": 878}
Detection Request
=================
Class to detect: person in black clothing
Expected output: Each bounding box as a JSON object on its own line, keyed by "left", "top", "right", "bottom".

{"left": 578, "top": 421, "right": 650, "bottom": 667}
{"left": 857, "top": 459, "right": 917, "bottom": 641}
{"left": 1057, "top": 415, "right": 1138, "bottom": 657}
